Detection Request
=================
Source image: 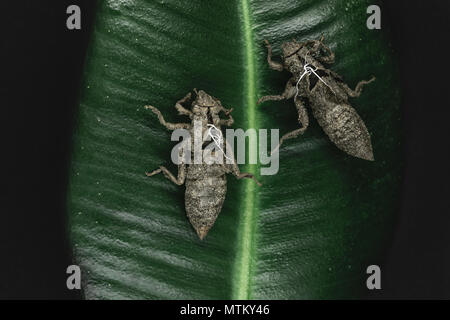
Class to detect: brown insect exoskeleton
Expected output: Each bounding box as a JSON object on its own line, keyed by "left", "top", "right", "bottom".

{"left": 145, "top": 89, "right": 261, "bottom": 240}
{"left": 258, "top": 36, "right": 376, "bottom": 161}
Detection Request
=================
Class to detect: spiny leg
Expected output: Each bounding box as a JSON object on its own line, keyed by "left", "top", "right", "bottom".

{"left": 222, "top": 140, "right": 262, "bottom": 186}
{"left": 340, "top": 77, "right": 376, "bottom": 98}
{"left": 175, "top": 92, "right": 193, "bottom": 117}
{"left": 314, "top": 36, "right": 335, "bottom": 64}
{"left": 271, "top": 98, "right": 309, "bottom": 154}
{"left": 146, "top": 164, "right": 186, "bottom": 186}
{"left": 317, "top": 44, "right": 335, "bottom": 64}
{"left": 257, "top": 77, "right": 296, "bottom": 105}
{"left": 145, "top": 105, "right": 191, "bottom": 130}
{"left": 219, "top": 113, "right": 234, "bottom": 127}
{"left": 230, "top": 164, "right": 262, "bottom": 187}
{"left": 264, "top": 39, "right": 283, "bottom": 72}
{"left": 273, "top": 128, "right": 306, "bottom": 153}
{"left": 219, "top": 105, "right": 233, "bottom": 116}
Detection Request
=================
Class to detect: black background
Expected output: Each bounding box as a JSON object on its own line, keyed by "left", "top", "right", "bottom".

{"left": 0, "top": 0, "right": 449, "bottom": 299}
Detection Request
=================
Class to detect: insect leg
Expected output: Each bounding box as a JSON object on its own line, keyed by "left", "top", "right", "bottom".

{"left": 264, "top": 39, "right": 283, "bottom": 72}
{"left": 145, "top": 105, "right": 191, "bottom": 130}
{"left": 340, "top": 77, "right": 376, "bottom": 98}
{"left": 317, "top": 44, "right": 335, "bottom": 64}
{"left": 222, "top": 140, "right": 262, "bottom": 186}
{"left": 146, "top": 164, "right": 186, "bottom": 186}
{"left": 220, "top": 106, "right": 233, "bottom": 115}
{"left": 257, "top": 77, "right": 296, "bottom": 105}
{"left": 271, "top": 98, "right": 309, "bottom": 154}
{"left": 175, "top": 92, "right": 193, "bottom": 117}
{"left": 315, "top": 36, "right": 335, "bottom": 64}
{"left": 219, "top": 113, "right": 234, "bottom": 127}
{"left": 230, "top": 166, "right": 262, "bottom": 186}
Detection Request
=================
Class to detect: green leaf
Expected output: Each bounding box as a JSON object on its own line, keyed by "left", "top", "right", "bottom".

{"left": 68, "top": 0, "right": 402, "bottom": 299}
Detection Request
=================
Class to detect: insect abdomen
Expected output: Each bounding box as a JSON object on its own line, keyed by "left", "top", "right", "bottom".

{"left": 312, "top": 103, "right": 374, "bottom": 161}
{"left": 185, "top": 164, "right": 227, "bottom": 240}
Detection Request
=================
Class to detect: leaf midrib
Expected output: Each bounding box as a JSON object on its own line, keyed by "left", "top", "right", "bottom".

{"left": 231, "top": 0, "right": 259, "bottom": 300}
